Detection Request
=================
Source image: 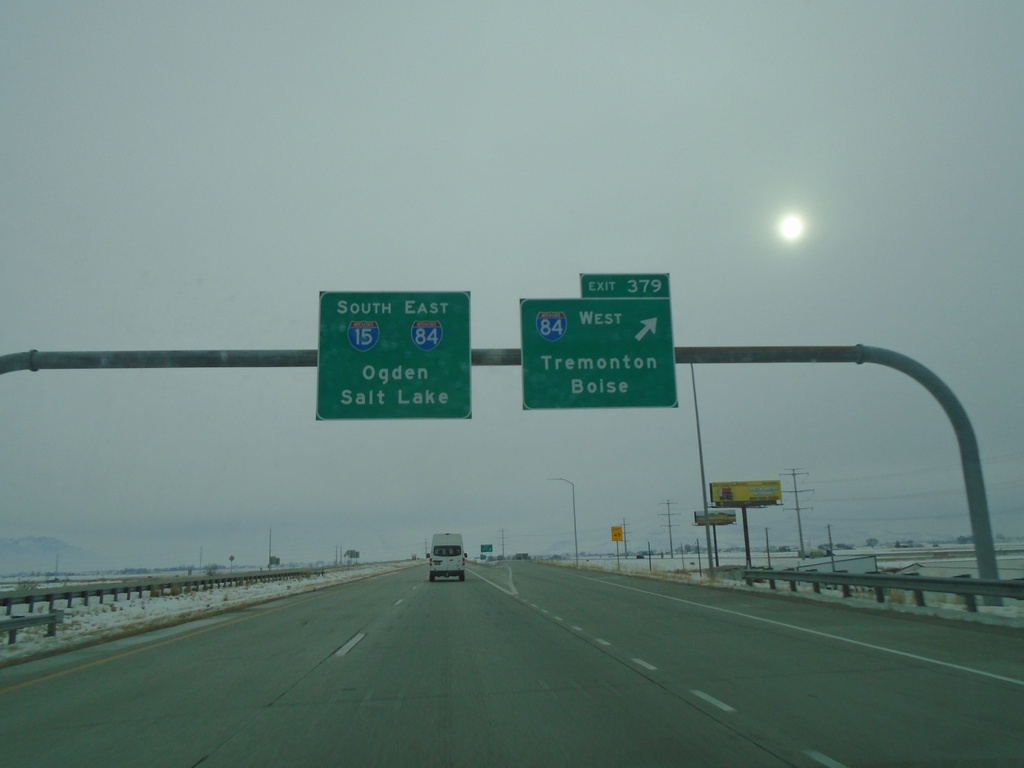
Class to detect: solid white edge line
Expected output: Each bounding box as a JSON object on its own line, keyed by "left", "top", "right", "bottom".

{"left": 632, "top": 658, "right": 657, "bottom": 671}
{"left": 334, "top": 632, "right": 366, "bottom": 657}
{"left": 804, "top": 749, "right": 850, "bottom": 768}
{"left": 581, "top": 576, "right": 1024, "bottom": 687}
{"left": 690, "top": 689, "right": 736, "bottom": 712}
{"left": 466, "top": 565, "right": 519, "bottom": 596}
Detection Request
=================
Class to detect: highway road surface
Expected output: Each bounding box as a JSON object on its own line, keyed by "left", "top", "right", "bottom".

{"left": 1, "top": 561, "right": 1022, "bottom": 767}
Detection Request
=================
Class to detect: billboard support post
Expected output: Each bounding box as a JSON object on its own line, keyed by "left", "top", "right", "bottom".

{"left": 741, "top": 504, "right": 752, "bottom": 568}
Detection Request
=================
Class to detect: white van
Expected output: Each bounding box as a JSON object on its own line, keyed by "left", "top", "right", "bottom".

{"left": 430, "top": 533, "right": 465, "bottom": 582}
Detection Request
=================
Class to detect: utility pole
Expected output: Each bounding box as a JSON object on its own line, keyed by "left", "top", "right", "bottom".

{"left": 500, "top": 529, "right": 507, "bottom": 560}
{"left": 781, "top": 469, "right": 813, "bottom": 559}
{"left": 621, "top": 517, "right": 630, "bottom": 557}
{"left": 659, "top": 500, "right": 679, "bottom": 559}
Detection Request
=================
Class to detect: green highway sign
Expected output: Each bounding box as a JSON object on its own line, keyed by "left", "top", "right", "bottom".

{"left": 317, "top": 291, "right": 471, "bottom": 419}
{"left": 580, "top": 273, "right": 670, "bottom": 298}
{"left": 481, "top": 544, "right": 493, "bottom": 552}
{"left": 520, "top": 297, "right": 677, "bottom": 409}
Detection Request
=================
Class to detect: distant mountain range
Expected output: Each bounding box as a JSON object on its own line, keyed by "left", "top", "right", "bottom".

{"left": 0, "top": 537, "right": 97, "bottom": 576}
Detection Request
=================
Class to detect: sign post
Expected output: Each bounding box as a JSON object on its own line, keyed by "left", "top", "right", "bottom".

{"left": 317, "top": 291, "right": 471, "bottom": 419}
{"left": 611, "top": 525, "right": 624, "bottom": 571}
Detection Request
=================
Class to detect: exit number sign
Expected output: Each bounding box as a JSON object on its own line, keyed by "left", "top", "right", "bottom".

{"left": 581, "top": 273, "right": 670, "bottom": 298}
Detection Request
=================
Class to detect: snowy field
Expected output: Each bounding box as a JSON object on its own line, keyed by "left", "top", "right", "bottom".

{"left": 1, "top": 561, "right": 420, "bottom": 666}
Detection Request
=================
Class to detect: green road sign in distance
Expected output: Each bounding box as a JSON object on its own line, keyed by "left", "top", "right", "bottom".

{"left": 580, "top": 273, "right": 670, "bottom": 298}
{"left": 520, "top": 297, "right": 677, "bottom": 409}
{"left": 317, "top": 291, "right": 471, "bottom": 419}
{"left": 481, "top": 544, "right": 493, "bottom": 552}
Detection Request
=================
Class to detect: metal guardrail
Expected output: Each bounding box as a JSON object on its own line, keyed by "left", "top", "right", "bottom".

{"left": 3, "top": 610, "right": 64, "bottom": 644}
{"left": 2, "top": 567, "right": 325, "bottom": 617}
{"left": 741, "top": 569, "right": 1024, "bottom": 613}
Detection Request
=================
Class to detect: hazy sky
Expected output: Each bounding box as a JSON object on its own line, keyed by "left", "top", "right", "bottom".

{"left": 2, "top": 2, "right": 1022, "bottom": 572}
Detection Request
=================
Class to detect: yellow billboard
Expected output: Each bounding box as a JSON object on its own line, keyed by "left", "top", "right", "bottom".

{"left": 710, "top": 480, "right": 783, "bottom": 507}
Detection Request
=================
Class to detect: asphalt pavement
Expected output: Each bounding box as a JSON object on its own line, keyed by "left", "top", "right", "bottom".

{"left": 0, "top": 562, "right": 1021, "bottom": 767}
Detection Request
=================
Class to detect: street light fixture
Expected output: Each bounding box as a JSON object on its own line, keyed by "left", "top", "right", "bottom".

{"left": 548, "top": 477, "right": 579, "bottom": 568}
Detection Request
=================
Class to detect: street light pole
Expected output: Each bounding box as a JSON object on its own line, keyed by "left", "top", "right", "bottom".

{"left": 549, "top": 477, "right": 579, "bottom": 568}
{"left": 691, "top": 364, "right": 714, "bottom": 576}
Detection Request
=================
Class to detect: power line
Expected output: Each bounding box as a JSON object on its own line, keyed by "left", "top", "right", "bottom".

{"left": 814, "top": 450, "right": 1024, "bottom": 485}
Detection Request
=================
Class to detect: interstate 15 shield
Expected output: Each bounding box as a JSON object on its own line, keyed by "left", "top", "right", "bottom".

{"left": 348, "top": 321, "right": 380, "bottom": 351}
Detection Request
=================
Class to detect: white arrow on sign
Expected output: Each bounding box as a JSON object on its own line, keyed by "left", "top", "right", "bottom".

{"left": 635, "top": 318, "right": 657, "bottom": 341}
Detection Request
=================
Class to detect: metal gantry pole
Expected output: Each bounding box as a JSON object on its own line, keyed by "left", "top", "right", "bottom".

{"left": 0, "top": 344, "right": 999, "bottom": 586}
{"left": 549, "top": 478, "right": 578, "bottom": 568}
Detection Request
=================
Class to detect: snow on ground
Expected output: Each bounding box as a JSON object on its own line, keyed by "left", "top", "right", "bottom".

{"left": 1, "top": 561, "right": 421, "bottom": 666}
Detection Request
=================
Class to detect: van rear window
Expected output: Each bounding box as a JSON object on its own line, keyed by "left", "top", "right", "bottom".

{"left": 433, "top": 545, "right": 462, "bottom": 556}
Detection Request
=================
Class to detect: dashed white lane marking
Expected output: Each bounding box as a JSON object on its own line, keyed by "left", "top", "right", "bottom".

{"left": 583, "top": 576, "right": 1024, "bottom": 688}
{"left": 553, "top": 616, "right": 563, "bottom": 622}
{"left": 571, "top": 625, "right": 583, "bottom": 632}
{"left": 334, "top": 632, "right": 366, "bottom": 657}
{"left": 595, "top": 639, "right": 611, "bottom": 646}
{"left": 632, "top": 658, "right": 657, "bottom": 671}
{"left": 393, "top": 599, "right": 403, "bottom": 605}
{"left": 805, "top": 749, "right": 850, "bottom": 768}
{"left": 690, "top": 689, "right": 736, "bottom": 712}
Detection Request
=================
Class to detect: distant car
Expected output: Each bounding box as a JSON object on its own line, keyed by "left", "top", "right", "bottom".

{"left": 636, "top": 553, "right": 645, "bottom": 559}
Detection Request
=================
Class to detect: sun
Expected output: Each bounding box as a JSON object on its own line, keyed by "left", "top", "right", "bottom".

{"left": 778, "top": 214, "right": 806, "bottom": 242}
